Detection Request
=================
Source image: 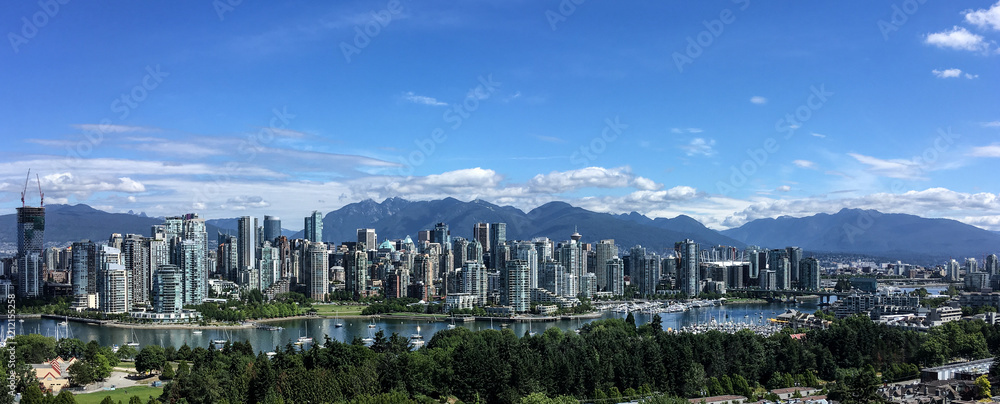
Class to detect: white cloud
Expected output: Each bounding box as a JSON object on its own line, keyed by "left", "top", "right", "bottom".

{"left": 811, "top": 133, "right": 826, "bottom": 138}
{"left": 221, "top": 195, "right": 270, "bottom": 210}
{"left": 71, "top": 124, "right": 155, "bottom": 133}
{"left": 750, "top": 96, "right": 767, "bottom": 105}
{"left": 849, "top": 153, "right": 926, "bottom": 180}
{"left": 932, "top": 68, "right": 963, "bottom": 78}
{"left": 402, "top": 91, "right": 447, "bottom": 106}
{"left": 776, "top": 185, "right": 791, "bottom": 192}
{"left": 527, "top": 167, "right": 656, "bottom": 193}
{"left": 679, "top": 138, "right": 716, "bottom": 157}
{"left": 970, "top": 143, "right": 1000, "bottom": 157}
{"left": 793, "top": 160, "right": 817, "bottom": 169}
{"left": 983, "top": 121, "right": 1000, "bottom": 128}
{"left": 965, "top": 73, "right": 979, "bottom": 79}
{"left": 925, "top": 26, "right": 988, "bottom": 51}
{"left": 671, "top": 128, "right": 703, "bottom": 134}
{"left": 965, "top": 1, "right": 1000, "bottom": 31}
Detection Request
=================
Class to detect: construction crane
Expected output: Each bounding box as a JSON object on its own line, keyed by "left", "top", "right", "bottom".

{"left": 20, "top": 169, "right": 30, "bottom": 207}
{"left": 36, "top": 173, "right": 43, "bottom": 206}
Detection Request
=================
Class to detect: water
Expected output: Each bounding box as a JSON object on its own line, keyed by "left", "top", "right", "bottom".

{"left": 9, "top": 302, "right": 811, "bottom": 351}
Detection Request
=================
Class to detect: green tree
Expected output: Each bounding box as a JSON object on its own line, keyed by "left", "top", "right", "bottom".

{"left": 20, "top": 384, "right": 45, "bottom": 404}
{"left": 92, "top": 353, "right": 113, "bottom": 381}
{"left": 135, "top": 345, "right": 166, "bottom": 374}
{"left": 160, "top": 362, "right": 175, "bottom": 380}
{"left": 55, "top": 338, "right": 85, "bottom": 360}
{"left": 976, "top": 374, "right": 992, "bottom": 399}
{"left": 100, "top": 397, "right": 114, "bottom": 404}
{"left": 67, "top": 360, "right": 96, "bottom": 386}
{"left": 129, "top": 397, "right": 143, "bottom": 404}
{"left": 53, "top": 390, "right": 77, "bottom": 404}
{"left": 176, "top": 361, "right": 190, "bottom": 378}
{"left": 116, "top": 344, "right": 138, "bottom": 362}
{"left": 625, "top": 312, "right": 636, "bottom": 328}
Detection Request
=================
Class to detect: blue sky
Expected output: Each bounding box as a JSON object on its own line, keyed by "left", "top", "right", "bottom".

{"left": 2, "top": 1, "right": 999, "bottom": 231}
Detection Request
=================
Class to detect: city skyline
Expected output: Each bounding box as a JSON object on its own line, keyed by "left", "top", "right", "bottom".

{"left": 3, "top": 1, "right": 1000, "bottom": 231}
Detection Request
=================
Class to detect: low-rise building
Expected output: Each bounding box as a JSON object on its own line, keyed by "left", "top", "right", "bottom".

{"left": 34, "top": 357, "right": 77, "bottom": 393}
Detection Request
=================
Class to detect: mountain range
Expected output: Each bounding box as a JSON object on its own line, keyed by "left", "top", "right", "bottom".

{"left": 2, "top": 201, "right": 997, "bottom": 264}
{"left": 722, "top": 208, "right": 1000, "bottom": 264}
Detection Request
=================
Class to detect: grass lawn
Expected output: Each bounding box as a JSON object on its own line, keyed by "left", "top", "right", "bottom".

{"left": 74, "top": 386, "right": 162, "bottom": 404}
{"left": 311, "top": 305, "right": 366, "bottom": 316}
{"left": 386, "top": 312, "right": 447, "bottom": 318}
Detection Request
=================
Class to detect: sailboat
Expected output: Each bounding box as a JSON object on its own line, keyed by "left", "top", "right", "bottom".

{"left": 367, "top": 318, "right": 376, "bottom": 329}
{"left": 297, "top": 328, "right": 313, "bottom": 344}
{"left": 126, "top": 327, "right": 140, "bottom": 348}
{"left": 447, "top": 317, "right": 456, "bottom": 329}
{"left": 409, "top": 325, "right": 425, "bottom": 347}
{"left": 334, "top": 312, "right": 343, "bottom": 328}
{"left": 212, "top": 330, "right": 229, "bottom": 349}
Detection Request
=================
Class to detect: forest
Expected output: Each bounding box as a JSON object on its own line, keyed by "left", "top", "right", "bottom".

{"left": 3, "top": 314, "right": 999, "bottom": 404}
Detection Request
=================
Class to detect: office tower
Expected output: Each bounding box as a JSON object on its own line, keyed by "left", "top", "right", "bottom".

{"left": 263, "top": 215, "right": 281, "bottom": 245}
{"left": 237, "top": 216, "right": 256, "bottom": 272}
{"left": 786, "top": 247, "right": 802, "bottom": 284}
{"left": 558, "top": 239, "right": 583, "bottom": 296}
{"left": 514, "top": 241, "right": 539, "bottom": 290}
{"left": 153, "top": 264, "right": 182, "bottom": 314}
{"left": 799, "top": 257, "right": 820, "bottom": 291}
{"left": 432, "top": 223, "right": 451, "bottom": 250}
{"left": 304, "top": 211, "right": 323, "bottom": 242}
{"left": 345, "top": 248, "right": 368, "bottom": 297}
{"left": 467, "top": 239, "right": 483, "bottom": 264}
{"left": 947, "top": 259, "right": 961, "bottom": 282}
{"left": 452, "top": 237, "right": 469, "bottom": 269}
{"left": 727, "top": 264, "right": 744, "bottom": 289}
{"left": 774, "top": 257, "right": 791, "bottom": 290}
{"left": 473, "top": 223, "right": 490, "bottom": 253}
{"left": 460, "top": 261, "right": 487, "bottom": 305}
{"left": 986, "top": 254, "right": 999, "bottom": 276}
{"left": 357, "top": 228, "right": 377, "bottom": 251}
{"left": 540, "top": 259, "right": 566, "bottom": 297}
{"left": 180, "top": 214, "right": 208, "bottom": 304}
{"left": 145, "top": 237, "right": 168, "bottom": 296}
{"left": 258, "top": 242, "right": 280, "bottom": 291}
{"left": 489, "top": 223, "right": 506, "bottom": 255}
{"left": 305, "top": 242, "right": 328, "bottom": 301}
{"left": 217, "top": 234, "right": 238, "bottom": 281}
{"left": 492, "top": 243, "right": 510, "bottom": 272}
{"left": 677, "top": 239, "right": 700, "bottom": 296}
{"left": 607, "top": 257, "right": 624, "bottom": 296}
{"left": 630, "top": 245, "right": 653, "bottom": 296}
{"left": 595, "top": 240, "right": 616, "bottom": 291}
{"left": 503, "top": 259, "right": 529, "bottom": 312}
{"left": 439, "top": 249, "right": 454, "bottom": 292}
{"left": 121, "top": 235, "right": 149, "bottom": 307}
{"left": 99, "top": 263, "right": 128, "bottom": 314}
{"left": 163, "top": 217, "right": 183, "bottom": 241}
{"left": 70, "top": 240, "right": 99, "bottom": 309}
{"left": 761, "top": 270, "right": 777, "bottom": 291}
{"left": 16, "top": 206, "right": 45, "bottom": 298}
{"left": 965, "top": 258, "right": 979, "bottom": 273}
{"left": 580, "top": 273, "right": 597, "bottom": 299}
{"left": 746, "top": 247, "right": 766, "bottom": 279}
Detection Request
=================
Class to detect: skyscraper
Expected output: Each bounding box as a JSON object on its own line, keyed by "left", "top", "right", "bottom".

{"left": 607, "top": 256, "right": 624, "bottom": 296}
{"left": 630, "top": 245, "right": 654, "bottom": 296}
{"left": 786, "top": 246, "right": 802, "bottom": 284}
{"left": 986, "top": 254, "right": 999, "bottom": 276}
{"left": 677, "top": 239, "right": 700, "bottom": 296}
{"left": 262, "top": 215, "right": 281, "bottom": 244}
{"left": 237, "top": 216, "right": 256, "bottom": 272}
{"left": 489, "top": 223, "right": 506, "bottom": 255}
{"left": 181, "top": 214, "right": 208, "bottom": 304}
{"left": 503, "top": 259, "right": 529, "bottom": 312}
{"left": 462, "top": 261, "right": 487, "bottom": 305}
{"left": 16, "top": 206, "right": 45, "bottom": 298}
{"left": 357, "top": 228, "right": 377, "bottom": 251}
{"left": 304, "top": 211, "right": 323, "bottom": 242}
{"left": 514, "top": 241, "right": 539, "bottom": 290}
{"left": 431, "top": 223, "right": 450, "bottom": 250}
{"left": 345, "top": 248, "right": 368, "bottom": 297}
{"left": 153, "top": 264, "right": 182, "bottom": 314}
{"left": 947, "top": 259, "right": 961, "bottom": 282}
{"left": 799, "top": 257, "right": 821, "bottom": 291}
{"left": 595, "top": 239, "right": 616, "bottom": 292}
{"left": 473, "top": 223, "right": 490, "bottom": 253}
{"left": 121, "top": 234, "right": 149, "bottom": 308}
{"left": 70, "top": 240, "right": 99, "bottom": 309}
{"left": 305, "top": 242, "right": 328, "bottom": 301}
{"left": 768, "top": 249, "right": 789, "bottom": 290}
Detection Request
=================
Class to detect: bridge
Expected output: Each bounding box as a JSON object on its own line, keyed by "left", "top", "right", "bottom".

{"left": 728, "top": 288, "right": 850, "bottom": 303}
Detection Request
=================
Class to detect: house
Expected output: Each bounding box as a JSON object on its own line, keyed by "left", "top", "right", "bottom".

{"left": 33, "top": 357, "right": 78, "bottom": 393}
{"left": 687, "top": 395, "right": 748, "bottom": 404}
{"left": 770, "top": 387, "right": 820, "bottom": 400}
